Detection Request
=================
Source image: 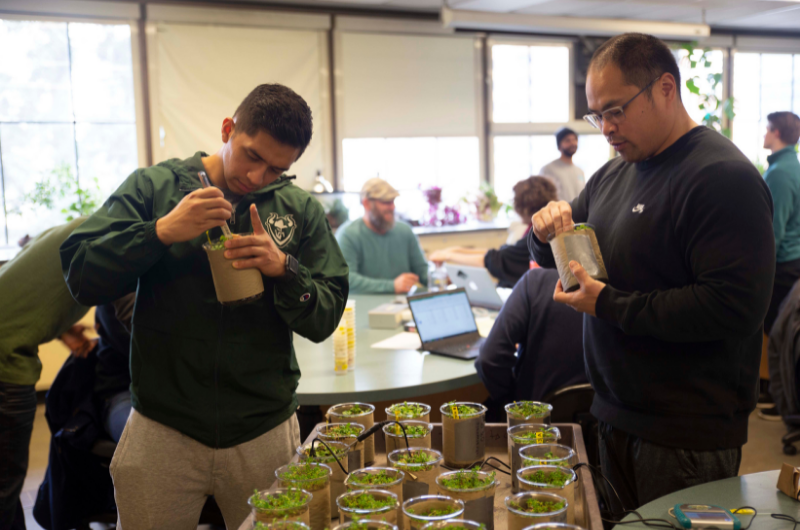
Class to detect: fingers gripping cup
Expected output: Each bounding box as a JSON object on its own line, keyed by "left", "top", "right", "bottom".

{"left": 547, "top": 224, "right": 608, "bottom": 293}
{"left": 203, "top": 234, "right": 264, "bottom": 304}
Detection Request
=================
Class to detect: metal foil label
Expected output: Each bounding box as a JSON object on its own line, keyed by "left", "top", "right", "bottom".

{"left": 454, "top": 417, "right": 485, "bottom": 462}
{"left": 464, "top": 496, "right": 494, "bottom": 530}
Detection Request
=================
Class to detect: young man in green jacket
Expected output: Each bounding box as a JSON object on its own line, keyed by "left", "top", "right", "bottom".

{"left": 60, "top": 84, "right": 349, "bottom": 529}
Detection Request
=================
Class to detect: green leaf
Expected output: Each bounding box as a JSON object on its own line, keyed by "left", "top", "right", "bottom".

{"left": 686, "top": 78, "right": 701, "bottom": 95}
{"left": 690, "top": 60, "right": 697, "bottom": 68}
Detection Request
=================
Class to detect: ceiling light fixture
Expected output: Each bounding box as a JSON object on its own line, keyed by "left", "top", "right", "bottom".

{"left": 441, "top": 7, "right": 710, "bottom": 40}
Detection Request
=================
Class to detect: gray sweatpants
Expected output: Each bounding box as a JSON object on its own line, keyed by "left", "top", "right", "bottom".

{"left": 110, "top": 409, "right": 301, "bottom": 530}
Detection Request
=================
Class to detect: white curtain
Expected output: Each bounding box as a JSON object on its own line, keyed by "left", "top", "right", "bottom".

{"left": 147, "top": 22, "right": 327, "bottom": 190}
{"left": 337, "top": 32, "right": 479, "bottom": 139}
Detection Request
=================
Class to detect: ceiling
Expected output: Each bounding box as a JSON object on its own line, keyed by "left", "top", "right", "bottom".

{"left": 231, "top": 0, "right": 800, "bottom": 31}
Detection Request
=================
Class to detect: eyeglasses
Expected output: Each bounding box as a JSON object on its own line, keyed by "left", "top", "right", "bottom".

{"left": 583, "top": 75, "right": 662, "bottom": 129}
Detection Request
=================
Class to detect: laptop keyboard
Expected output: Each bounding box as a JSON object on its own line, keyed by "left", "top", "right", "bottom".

{"left": 435, "top": 342, "right": 476, "bottom": 355}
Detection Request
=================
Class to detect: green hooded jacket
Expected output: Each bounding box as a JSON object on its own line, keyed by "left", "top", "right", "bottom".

{"left": 60, "top": 152, "right": 349, "bottom": 448}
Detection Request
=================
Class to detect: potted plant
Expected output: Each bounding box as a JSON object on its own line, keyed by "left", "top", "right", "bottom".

{"left": 383, "top": 421, "right": 433, "bottom": 453}
{"left": 507, "top": 425, "right": 562, "bottom": 492}
{"left": 402, "top": 495, "right": 465, "bottom": 530}
{"left": 251, "top": 521, "right": 311, "bottom": 530}
{"left": 203, "top": 234, "right": 265, "bottom": 303}
{"left": 504, "top": 402, "right": 553, "bottom": 427}
{"left": 317, "top": 422, "right": 366, "bottom": 471}
{"left": 421, "top": 520, "right": 486, "bottom": 530}
{"left": 504, "top": 492, "right": 568, "bottom": 530}
{"left": 547, "top": 224, "right": 608, "bottom": 293}
{"left": 298, "top": 441, "right": 350, "bottom": 514}
{"left": 388, "top": 448, "right": 444, "bottom": 499}
{"left": 336, "top": 489, "right": 401, "bottom": 525}
{"left": 386, "top": 402, "right": 432, "bottom": 423}
{"left": 328, "top": 403, "right": 377, "bottom": 465}
{"left": 440, "top": 402, "right": 487, "bottom": 468}
{"left": 275, "top": 463, "right": 332, "bottom": 530}
{"left": 248, "top": 488, "right": 312, "bottom": 525}
{"left": 518, "top": 444, "right": 575, "bottom": 470}
{"left": 517, "top": 466, "right": 577, "bottom": 525}
{"left": 435, "top": 469, "right": 496, "bottom": 529}
{"left": 346, "top": 467, "right": 405, "bottom": 502}
{"left": 332, "top": 520, "right": 399, "bottom": 530}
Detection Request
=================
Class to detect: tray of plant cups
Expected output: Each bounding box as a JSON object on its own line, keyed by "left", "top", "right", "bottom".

{"left": 440, "top": 402, "right": 487, "bottom": 468}
{"left": 275, "top": 463, "right": 332, "bottom": 530}
{"left": 332, "top": 520, "right": 399, "bottom": 530}
{"left": 420, "top": 520, "right": 486, "bottom": 530}
{"left": 297, "top": 440, "right": 349, "bottom": 514}
{"left": 402, "top": 494, "right": 465, "bottom": 530}
{"left": 248, "top": 488, "right": 312, "bottom": 525}
{"left": 250, "top": 520, "right": 312, "bottom": 530}
{"left": 518, "top": 444, "right": 576, "bottom": 469}
{"left": 386, "top": 402, "right": 432, "bottom": 423}
{"left": 383, "top": 421, "right": 433, "bottom": 454}
{"left": 435, "top": 468, "right": 497, "bottom": 530}
{"left": 387, "top": 448, "right": 444, "bottom": 500}
{"left": 328, "top": 403, "right": 377, "bottom": 465}
{"left": 336, "top": 489, "right": 401, "bottom": 525}
{"left": 517, "top": 466, "right": 578, "bottom": 525}
{"left": 505, "top": 492, "right": 568, "bottom": 530}
{"left": 505, "top": 402, "right": 553, "bottom": 427}
{"left": 317, "top": 422, "right": 366, "bottom": 471}
{"left": 507, "top": 425, "right": 561, "bottom": 493}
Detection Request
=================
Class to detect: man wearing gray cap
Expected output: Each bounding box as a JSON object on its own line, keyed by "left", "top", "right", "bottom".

{"left": 336, "top": 178, "right": 428, "bottom": 293}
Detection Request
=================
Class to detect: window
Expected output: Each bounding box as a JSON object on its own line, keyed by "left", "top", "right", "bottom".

{"left": 342, "top": 137, "right": 480, "bottom": 204}
{"left": 492, "top": 134, "right": 610, "bottom": 203}
{"left": 732, "top": 52, "right": 800, "bottom": 166}
{"left": 491, "top": 44, "right": 570, "bottom": 123}
{"left": 674, "top": 48, "right": 724, "bottom": 126}
{"left": 0, "top": 20, "right": 138, "bottom": 246}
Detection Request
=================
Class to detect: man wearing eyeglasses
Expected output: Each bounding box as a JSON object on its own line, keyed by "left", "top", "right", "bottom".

{"left": 529, "top": 33, "right": 775, "bottom": 509}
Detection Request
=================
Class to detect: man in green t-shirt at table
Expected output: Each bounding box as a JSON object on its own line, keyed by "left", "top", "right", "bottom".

{"left": 336, "top": 178, "right": 428, "bottom": 294}
{"left": 0, "top": 217, "right": 92, "bottom": 530}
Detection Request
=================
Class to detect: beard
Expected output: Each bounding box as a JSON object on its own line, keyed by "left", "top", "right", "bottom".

{"left": 369, "top": 205, "right": 395, "bottom": 233}
{"left": 561, "top": 146, "right": 578, "bottom": 157}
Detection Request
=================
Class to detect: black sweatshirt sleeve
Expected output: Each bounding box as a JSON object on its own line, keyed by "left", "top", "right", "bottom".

{"left": 475, "top": 274, "right": 531, "bottom": 402}
{"left": 595, "top": 160, "right": 775, "bottom": 342}
{"left": 484, "top": 237, "right": 531, "bottom": 288}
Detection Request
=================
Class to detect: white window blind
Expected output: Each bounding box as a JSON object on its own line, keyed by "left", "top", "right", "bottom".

{"left": 337, "top": 32, "right": 480, "bottom": 138}
{"left": 147, "top": 22, "right": 328, "bottom": 189}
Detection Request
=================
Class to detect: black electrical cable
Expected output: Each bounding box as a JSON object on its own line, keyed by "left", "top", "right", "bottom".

{"left": 772, "top": 513, "right": 800, "bottom": 530}
{"left": 731, "top": 506, "right": 757, "bottom": 530}
{"left": 309, "top": 437, "right": 349, "bottom": 475}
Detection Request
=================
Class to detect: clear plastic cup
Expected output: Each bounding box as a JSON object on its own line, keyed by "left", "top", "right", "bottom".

{"left": 336, "top": 489, "right": 400, "bottom": 525}
{"left": 435, "top": 470, "right": 497, "bottom": 529}
{"left": 388, "top": 448, "right": 443, "bottom": 500}
{"left": 275, "top": 463, "right": 332, "bottom": 530}
{"left": 505, "top": 492, "right": 568, "bottom": 530}
{"left": 383, "top": 421, "right": 433, "bottom": 454}
{"left": 297, "top": 441, "right": 349, "bottom": 515}
{"left": 508, "top": 424, "right": 562, "bottom": 492}
{"left": 519, "top": 444, "right": 576, "bottom": 469}
{"left": 248, "top": 488, "right": 312, "bottom": 525}
{"left": 439, "top": 402, "right": 487, "bottom": 468}
{"left": 402, "top": 495, "right": 465, "bottom": 530}
{"left": 317, "top": 422, "right": 366, "bottom": 470}
{"left": 386, "top": 402, "right": 432, "bottom": 423}
{"left": 505, "top": 402, "right": 553, "bottom": 427}
{"left": 547, "top": 223, "right": 608, "bottom": 293}
{"left": 517, "top": 466, "right": 577, "bottom": 524}
{"left": 328, "top": 403, "right": 376, "bottom": 465}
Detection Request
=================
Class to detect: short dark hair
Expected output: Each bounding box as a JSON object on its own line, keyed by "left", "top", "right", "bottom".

{"left": 589, "top": 33, "right": 681, "bottom": 101}
{"left": 233, "top": 84, "right": 313, "bottom": 158}
{"left": 556, "top": 127, "right": 577, "bottom": 147}
{"left": 768, "top": 111, "right": 800, "bottom": 145}
{"left": 513, "top": 176, "right": 558, "bottom": 221}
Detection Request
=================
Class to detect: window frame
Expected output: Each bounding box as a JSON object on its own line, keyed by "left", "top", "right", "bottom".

{"left": 0, "top": 14, "right": 146, "bottom": 248}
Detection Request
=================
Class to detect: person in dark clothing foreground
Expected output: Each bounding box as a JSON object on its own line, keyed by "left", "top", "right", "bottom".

{"left": 529, "top": 33, "right": 775, "bottom": 510}
{"left": 476, "top": 267, "right": 587, "bottom": 406}
{"left": 429, "top": 176, "right": 557, "bottom": 288}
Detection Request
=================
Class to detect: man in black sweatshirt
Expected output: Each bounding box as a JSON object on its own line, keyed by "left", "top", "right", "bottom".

{"left": 529, "top": 33, "right": 775, "bottom": 509}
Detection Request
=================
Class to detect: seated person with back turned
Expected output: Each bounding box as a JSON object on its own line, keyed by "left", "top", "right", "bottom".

{"left": 475, "top": 267, "right": 587, "bottom": 406}
{"left": 336, "top": 178, "right": 429, "bottom": 294}
{"left": 429, "top": 176, "right": 557, "bottom": 288}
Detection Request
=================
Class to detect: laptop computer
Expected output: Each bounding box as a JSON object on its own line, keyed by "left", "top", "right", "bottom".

{"left": 407, "top": 288, "right": 485, "bottom": 360}
{"left": 445, "top": 264, "right": 511, "bottom": 310}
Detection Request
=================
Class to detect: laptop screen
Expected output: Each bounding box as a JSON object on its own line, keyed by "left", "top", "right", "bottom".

{"left": 408, "top": 290, "right": 478, "bottom": 343}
